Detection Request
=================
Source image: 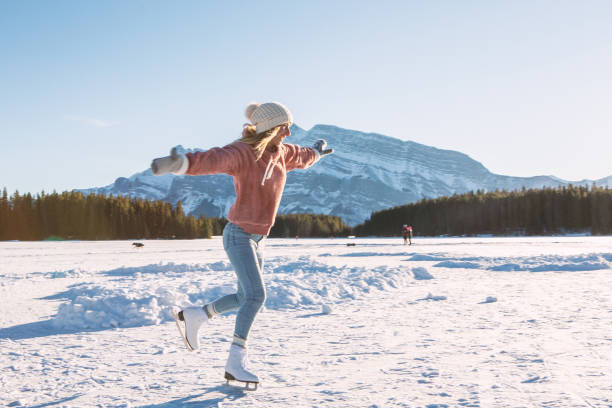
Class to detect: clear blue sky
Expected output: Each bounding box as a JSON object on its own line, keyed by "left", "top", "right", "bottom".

{"left": 2, "top": 0, "right": 611, "bottom": 194}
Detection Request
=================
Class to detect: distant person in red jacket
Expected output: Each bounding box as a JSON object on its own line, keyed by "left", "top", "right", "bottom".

{"left": 402, "top": 224, "right": 413, "bottom": 245}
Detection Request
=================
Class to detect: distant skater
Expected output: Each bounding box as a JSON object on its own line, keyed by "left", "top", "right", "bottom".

{"left": 150, "top": 102, "right": 333, "bottom": 389}
{"left": 402, "top": 224, "right": 413, "bottom": 245}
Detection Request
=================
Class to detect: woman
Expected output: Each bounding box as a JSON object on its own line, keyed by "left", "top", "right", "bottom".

{"left": 150, "top": 102, "right": 333, "bottom": 388}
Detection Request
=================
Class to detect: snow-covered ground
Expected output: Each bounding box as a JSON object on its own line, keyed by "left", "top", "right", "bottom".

{"left": 1, "top": 236, "right": 611, "bottom": 407}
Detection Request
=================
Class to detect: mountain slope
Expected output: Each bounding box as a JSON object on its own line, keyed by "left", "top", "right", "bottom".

{"left": 80, "top": 124, "right": 611, "bottom": 225}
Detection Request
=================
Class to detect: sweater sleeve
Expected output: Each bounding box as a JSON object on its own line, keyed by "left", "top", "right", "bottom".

{"left": 283, "top": 143, "right": 319, "bottom": 172}
{"left": 185, "top": 143, "right": 243, "bottom": 176}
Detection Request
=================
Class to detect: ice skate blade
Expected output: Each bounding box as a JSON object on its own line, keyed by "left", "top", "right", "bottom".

{"left": 224, "top": 372, "right": 258, "bottom": 390}
{"left": 171, "top": 309, "right": 194, "bottom": 352}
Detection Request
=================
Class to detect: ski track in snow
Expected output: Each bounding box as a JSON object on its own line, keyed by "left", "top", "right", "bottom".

{"left": 1, "top": 236, "right": 611, "bottom": 407}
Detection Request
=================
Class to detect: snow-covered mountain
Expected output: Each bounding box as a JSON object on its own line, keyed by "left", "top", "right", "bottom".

{"left": 79, "top": 124, "right": 612, "bottom": 226}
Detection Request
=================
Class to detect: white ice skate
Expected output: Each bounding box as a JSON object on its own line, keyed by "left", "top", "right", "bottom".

{"left": 171, "top": 306, "right": 208, "bottom": 351}
{"left": 224, "top": 344, "right": 259, "bottom": 390}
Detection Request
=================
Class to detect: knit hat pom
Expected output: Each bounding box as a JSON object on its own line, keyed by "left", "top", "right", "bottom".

{"left": 245, "top": 102, "right": 260, "bottom": 122}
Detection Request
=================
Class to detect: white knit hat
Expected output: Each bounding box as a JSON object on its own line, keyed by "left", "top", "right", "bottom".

{"left": 245, "top": 102, "right": 293, "bottom": 134}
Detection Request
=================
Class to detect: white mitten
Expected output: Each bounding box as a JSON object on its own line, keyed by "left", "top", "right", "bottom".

{"left": 151, "top": 147, "right": 187, "bottom": 175}
{"left": 313, "top": 139, "right": 334, "bottom": 157}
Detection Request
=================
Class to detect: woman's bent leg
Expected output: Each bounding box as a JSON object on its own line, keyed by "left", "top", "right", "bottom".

{"left": 209, "top": 292, "right": 241, "bottom": 316}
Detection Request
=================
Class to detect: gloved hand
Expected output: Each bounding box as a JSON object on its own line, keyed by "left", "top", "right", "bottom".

{"left": 151, "top": 147, "right": 187, "bottom": 176}
{"left": 313, "top": 139, "right": 334, "bottom": 157}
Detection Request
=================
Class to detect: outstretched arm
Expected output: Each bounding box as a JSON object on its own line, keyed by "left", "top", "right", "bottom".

{"left": 151, "top": 147, "right": 188, "bottom": 176}
{"left": 284, "top": 139, "right": 334, "bottom": 171}
{"left": 151, "top": 144, "right": 243, "bottom": 177}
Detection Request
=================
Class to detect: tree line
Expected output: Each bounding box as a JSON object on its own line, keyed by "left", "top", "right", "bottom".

{"left": 0, "top": 189, "right": 213, "bottom": 241}
{"left": 0, "top": 189, "right": 350, "bottom": 241}
{"left": 268, "top": 213, "right": 351, "bottom": 238}
{"left": 3, "top": 185, "right": 611, "bottom": 241}
{"left": 353, "top": 185, "right": 612, "bottom": 237}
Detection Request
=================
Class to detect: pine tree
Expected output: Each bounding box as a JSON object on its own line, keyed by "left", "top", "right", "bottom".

{"left": 0, "top": 187, "right": 9, "bottom": 240}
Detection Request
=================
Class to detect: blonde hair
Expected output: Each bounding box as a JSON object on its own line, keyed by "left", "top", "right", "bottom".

{"left": 238, "top": 123, "right": 285, "bottom": 161}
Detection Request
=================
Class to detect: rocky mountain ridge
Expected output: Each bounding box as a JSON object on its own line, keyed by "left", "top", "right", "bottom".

{"left": 80, "top": 124, "right": 611, "bottom": 225}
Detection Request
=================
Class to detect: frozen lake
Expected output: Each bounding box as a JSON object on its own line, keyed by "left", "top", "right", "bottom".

{"left": 1, "top": 236, "right": 611, "bottom": 407}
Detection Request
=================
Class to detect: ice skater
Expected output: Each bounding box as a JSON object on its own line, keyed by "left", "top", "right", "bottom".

{"left": 150, "top": 102, "right": 333, "bottom": 389}
{"left": 402, "top": 224, "right": 413, "bottom": 245}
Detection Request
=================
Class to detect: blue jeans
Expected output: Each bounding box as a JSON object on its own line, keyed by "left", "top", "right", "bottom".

{"left": 210, "top": 222, "right": 266, "bottom": 341}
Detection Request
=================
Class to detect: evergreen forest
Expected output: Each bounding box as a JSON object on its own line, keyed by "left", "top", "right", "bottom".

{"left": 2, "top": 185, "right": 612, "bottom": 241}
{"left": 353, "top": 185, "right": 612, "bottom": 237}
{"left": 0, "top": 189, "right": 212, "bottom": 241}
{"left": 268, "top": 213, "right": 352, "bottom": 238}
{"left": 0, "top": 189, "right": 349, "bottom": 241}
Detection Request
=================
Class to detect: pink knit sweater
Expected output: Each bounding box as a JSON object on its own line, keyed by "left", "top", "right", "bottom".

{"left": 183, "top": 141, "right": 319, "bottom": 235}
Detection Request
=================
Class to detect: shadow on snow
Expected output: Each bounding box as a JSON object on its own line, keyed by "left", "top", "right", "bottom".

{"left": 11, "top": 393, "right": 84, "bottom": 408}
{"left": 0, "top": 319, "right": 111, "bottom": 341}
{"left": 137, "top": 385, "right": 248, "bottom": 408}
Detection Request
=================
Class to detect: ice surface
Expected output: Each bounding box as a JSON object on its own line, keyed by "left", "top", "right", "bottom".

{"left": 1, "top": 236, "right": 611, "bottom": 407}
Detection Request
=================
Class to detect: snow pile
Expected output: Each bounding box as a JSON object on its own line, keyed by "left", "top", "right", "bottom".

{"left": 50, "top": 259, "right": 414, "bottom": 330}
{"left": 103, "top": 261, "right": 231, "bottom": 277}
{"left": 435, "top": 260, "right": 482, "bottom": 269}
{"left": 52, "top": 285, "right": 190, "bottom": 330}
{"left": 409, "top": 253, "right": 455, "bottom": 262}
{"left": 50, "top": 248, "right": 611, "bottom": 332}
{"left": 412, "top": 267, "right": 434, "bottom": 280}
{"left": 488, "top": 254, "right": 610, "bottom": 272}
{"left": 419, "top": 293, "right": 447, "bottom": 301}
{"left": 479, "top": 296, "right": 497, "bottom": 304}
{"left": 45, "top": 269, "right": 86, "bottom": 279}
{"left": 1, "top": 268, "right": 89, "bottom": 280}
{"left": 264, "top": 258, "right": 413, "bottom": 309}
{"left": 414, "top": 253, "right": 612, "bottom": 272}
{"left": 49, "top": 261, "right": 238, "bottom": 330}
